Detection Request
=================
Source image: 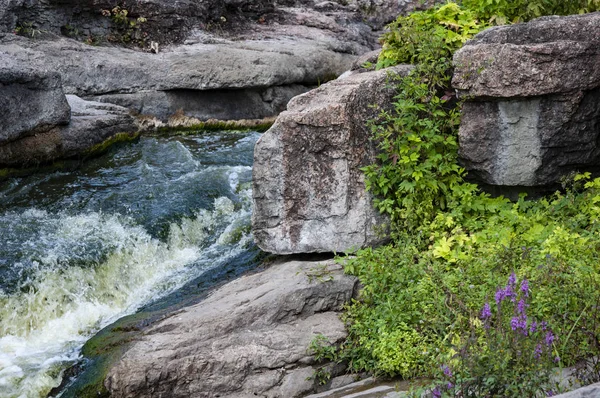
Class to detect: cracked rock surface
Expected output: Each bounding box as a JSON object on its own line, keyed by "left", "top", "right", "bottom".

{"left": 453, "top": 12, "right": 600, "bottom": 188}
{"left": 105, "top": 259, "right": 357, "bottom": 398}
{"left": 252, "top": 65, "right": 412, "bottom": 254}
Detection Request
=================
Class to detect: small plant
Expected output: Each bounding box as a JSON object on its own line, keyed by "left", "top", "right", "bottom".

{"left": 307, "top": 334, "right": 339, "bottom": 385}
{"left": 101, "top": 6, "right": 148, "bottom": 45}
{"left": 14, "top": 21, "right": 43, "bottom": 38}
{"left": 308, "top": 334, "right": 339, "bottom": 362}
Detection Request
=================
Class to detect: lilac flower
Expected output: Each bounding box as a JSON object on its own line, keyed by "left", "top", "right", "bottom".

{"left": 534, "top": 343, "right": 543, "bottom": 359}
{"left": 511, "top": 315, "right": 528, "bottom": 334}
{"left": 495, "top": 285, "right": 515, "bottom": 305}
{"left": 508, "top": 272, "right": 517, "bottom": 286}
{"left": 530, "top": 321, "right": 538, "bottom": 334}
{"left": 432, "top": 386, "right": 442, "bottom": 398}
{"left": 481, "top": 302, "right": 492, "bottom": 320}
{"left": 442, "top": 365, "right": 452, "bottom": 378}
{"left": 545, "top": 331, "right": 555, "bottom": 347}
{"left": 495, "top": 287, "right": 505, "bottom": 305}
{"left": 447, "top": 382, "right": 454, "bottom": 389}
{"left": 547, "top": 390, "right": 555, "bottom": 397}
{"left": 554, "top": 356, "right": 560, "bottom": 363}
{"left": 511, "top": 317, "right": 519, "bottom": 331}
{"left": 541, "top": 321, "right": 548, "bottom": 331}
{"left": 520, "top": 279, "right": 529, "bottom": 297}
{"left": 517, "top": 299, "right": 527, "bottom": 314}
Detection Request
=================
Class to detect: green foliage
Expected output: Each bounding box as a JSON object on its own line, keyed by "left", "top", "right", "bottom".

{"left": 308, "top": 334, "right": 339, "bottom": 363}
{"left": 377, "top": 3, "right": 484, "bottom": 69}
{"left": 415, "top": 275, "right": 562, "bottom": 397}
{"left": 14, "top": 21, "right": 43, "bottom": 38}
{"left": 101, "top": 6, "right": 148, "bottom": 45}
{"left": 341, "top": 1, "right": 600, "bottom": 394}
{"left": 461, "top": 0, "right": 600, "bottom": 25}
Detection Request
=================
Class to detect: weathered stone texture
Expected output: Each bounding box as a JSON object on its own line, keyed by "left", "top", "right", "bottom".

{"left": 105, "top": 259, "right": 357, "bottom": 398}
{"left": 554, "top": 382, "right": 600, "bottom": 398}
{"left": 0, "top": 95, "right": 135, "bottom": 166}
{"left": 252, "top": 65, "right": 412, "bottom": 254}
{"left": 453, "top": 12, "right": 600, "bottom": 187}
{"left": 0, "top": 57, "right": 70, "bottom": 145}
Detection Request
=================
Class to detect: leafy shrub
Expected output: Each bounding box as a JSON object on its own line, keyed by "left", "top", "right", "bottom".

{"left": 461, "top": 0, "right": 600, "bottom": 25}
{"left": 338, "top": 1, "right": 600, "bottom": 394}
{"left": 101, "top": 6, "right": 148, "bottom": 45}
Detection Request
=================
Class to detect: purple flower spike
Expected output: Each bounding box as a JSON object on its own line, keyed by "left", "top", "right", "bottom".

{"left": 545, "top": 331, "right": 555, "bottom": 347}
{"left": 509, "top": 272, "right": 517, "bottom": 286}
{"left": 507, "top": 285, "right": 516, "bottom": 302}
{"left": 442, "top": 365, "right": 452, "bottom": 378}
{"left": 432, "top": 386, "right": 442, "bottom": 398}
{"left": 530, "top": 321, "right": 538, "bottom": 334}
{"left": 481, "top": 302, "right": 492, "bottom": 320}
{"left": 447, "top": 382, "right": 454, "bottom": 389}
{"left": 495, "top": 287, "right": 505, "bottom": 305}
{"left": 517, "top": 299, "right": 527, "bottom": 314}
{"left": 511, "top": 317, "right": 519, "bottom": 331}
{"left": 554, "top": 356, "right": 560, "bottom": 363}
{"left": 521, "top": 279, "right": 530, "bottom": 297}
{"left": 534, "top": 343, "right": 543, "bottom": 359}
{"left": 547, "top": 390, "right": 555, "bottom": 397}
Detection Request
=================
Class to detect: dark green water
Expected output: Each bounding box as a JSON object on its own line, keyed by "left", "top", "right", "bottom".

{"left": 0, "top": 132, "right": 261, "bottom": 397}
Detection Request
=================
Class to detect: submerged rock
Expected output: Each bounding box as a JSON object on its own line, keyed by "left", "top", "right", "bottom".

{"left": 103, "top": 259, "right": 357, "bottom": 398}
{"left": 252, "top": 65, "right": 412, "bottom": 254}
{"left": 453, "top": 12, "right": 600, "bottom": 188}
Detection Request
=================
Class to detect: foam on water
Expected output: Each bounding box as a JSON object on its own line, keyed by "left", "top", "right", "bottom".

{"left": 0, "top": 134, "right": 257, "bottom": 398}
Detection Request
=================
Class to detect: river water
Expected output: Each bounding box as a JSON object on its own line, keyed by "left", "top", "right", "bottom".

{"left": 0, "top": 131, "right": 261, "bottom": 397}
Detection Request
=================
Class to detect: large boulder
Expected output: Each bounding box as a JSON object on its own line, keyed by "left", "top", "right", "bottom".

{"left": 453, "top": 12, "right": 600, "bottom": 188}
{"left": 103, "top": 259, "right": 357, "bottom": 398}
{"left": 252, "top": 65, "right": 412, "bottom": 254}
{"left": 0, "top": 57, "right": 70, "bottom": 145}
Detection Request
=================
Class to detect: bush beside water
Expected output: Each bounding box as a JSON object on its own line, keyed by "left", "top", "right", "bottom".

{"left": 335, "top": 1, "right": 600, "bottom": 396}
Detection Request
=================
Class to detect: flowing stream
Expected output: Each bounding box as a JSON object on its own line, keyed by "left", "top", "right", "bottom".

{"left": 0, "top": 131, "right": 261, "bottom": 398}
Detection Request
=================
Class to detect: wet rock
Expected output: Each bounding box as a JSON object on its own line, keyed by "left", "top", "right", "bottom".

{"left": 104, "top": 259, "right": 358, "bottom": 398}
{"left": 0, "top": 56, "right": 70, "bottom": 145}
{"left": 252, "top": 65, "right": 413, "bottom": 254}
{"left": 0, "top": 95, "right": 135, "bottom": 166}
{"left": 453, "top": 12, "right": 600, "bottom": 187}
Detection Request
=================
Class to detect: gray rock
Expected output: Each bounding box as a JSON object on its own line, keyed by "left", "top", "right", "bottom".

{"left": 453, "top": 12, "right": 600, "bottom": 187}
{"left": 104, "top": 259, "right": 358, "bottom": 398}
{"left": 252, "top": 65, "right": 413, "bottom": 254}
{"left": 0, "top": 56, "right": 70, "bottom": 145}
{"left": 89, "top": 85, "right": 311, "bottom": 122}
{"left": 0, "top": 34, "right": 358, "bottom": 122}
{"left": 554, "top": 382, "right": 600, "bottom": 398}
{"left": 0, "top": 0, "right": 431, "bottom": 45}
{"left": 453, "top": 12, "right": 600, "bottom": 98}
{"left": 0, "top": 95, "right": 135, "bottom": 166}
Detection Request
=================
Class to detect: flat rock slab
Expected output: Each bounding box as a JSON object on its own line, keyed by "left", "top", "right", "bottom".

{"left": 452, "top": 12, "right": 600, "bottom": 188}
{"left": 306, "top": 377, "right": 409, "bottom": 398}
{"left": 0, "top": 95, "right": 135, "bottom": 166}
{"left": 252, "top": 65, "right": 412, "bottom": 254}
{"left": 104, "top": 259, "right": 358, "bottom": 398}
